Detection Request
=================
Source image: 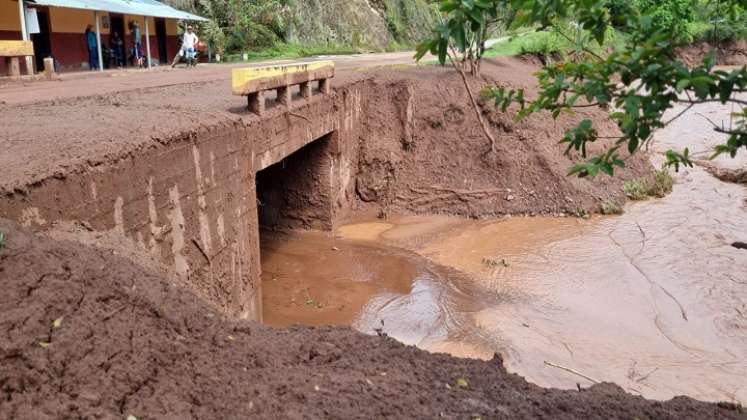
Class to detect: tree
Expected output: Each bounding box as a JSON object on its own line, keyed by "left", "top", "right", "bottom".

{"left": 418, "top": 0, "right": 747, "bottom": 176}
{"left": 415, "top": 0, "right": 506, "bottom": 152}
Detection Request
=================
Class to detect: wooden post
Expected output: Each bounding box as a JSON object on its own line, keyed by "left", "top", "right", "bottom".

{"left": 300, "top": 81, "right": 312, "bottom": 100}
{"left": 277, "top": 86, "right": 291, "bottom": 107}
{"left": 94, "top": 11, "right": 103, "bottom": 72}
{"left": 144, "top": 17, "right": 152, "bottom": 68}
{"left": 248, "top": 91, "right": 265, "bottom": 115}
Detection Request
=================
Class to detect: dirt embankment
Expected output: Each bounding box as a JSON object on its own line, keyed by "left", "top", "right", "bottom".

{"left": 677, "top": 40, "right": 747, "bottom": 66}
{"left": 353, "top": 58, "right": 653, "bottom": 219}
{"left": 1, "top": 218, "right": 743, "bottom": 420}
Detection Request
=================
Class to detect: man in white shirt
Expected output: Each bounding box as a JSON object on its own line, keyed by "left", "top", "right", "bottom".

{"left": 172, "top": 25, "right": 199, "bottom": 68}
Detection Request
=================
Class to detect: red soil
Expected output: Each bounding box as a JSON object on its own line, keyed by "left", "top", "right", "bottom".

{"left": 1, "top": 218, "right": 743, "bottom": 419}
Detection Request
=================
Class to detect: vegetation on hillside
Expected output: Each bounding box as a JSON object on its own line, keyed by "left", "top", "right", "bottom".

{"left": 417, "top": 0, "right": 747, "bottom": 177}
{"left": 165, "top": 0, "right": 438, "bottom": 58}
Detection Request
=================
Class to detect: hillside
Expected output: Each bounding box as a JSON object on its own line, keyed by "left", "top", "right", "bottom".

{"left": 164, "top": 0, "right": 437, "bottom": 52}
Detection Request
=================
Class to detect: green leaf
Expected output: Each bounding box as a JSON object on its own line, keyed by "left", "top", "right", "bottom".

{"left": 438, "top": 39, "right": 448, "bottom": 65}
{"left": 675, "top": 79, "right": 690, "bottom": 92}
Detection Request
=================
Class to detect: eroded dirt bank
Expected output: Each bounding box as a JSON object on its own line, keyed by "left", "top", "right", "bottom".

{"left": 1, "top": 218, "right": 744, "bottom": 420}
{"left": 353, "top": 59, "right": 652, "bottom": 218}
{"left": 677, "top": 40, "right": 747, "bottom": 66}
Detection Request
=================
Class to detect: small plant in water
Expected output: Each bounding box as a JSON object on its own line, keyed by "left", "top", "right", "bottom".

{"left": 482, "top": 257, "right": 509, "bottom": 267}
{"left": 0, "top": 231, "right": 4, "bottom": 250}
{"left": 600, "top": 201, "right": 623, "bottom": 215}
{"left": 647, "top": 169, "right": 674, "bottom": 198}
{"left": 623, "top": 179, "right": 649, "bottom": 201}
{"left": 623, "top": 169, "right": 673, "bottom": 201}
{"left": 570, "top": 208, "right": 590, "bottom": 219}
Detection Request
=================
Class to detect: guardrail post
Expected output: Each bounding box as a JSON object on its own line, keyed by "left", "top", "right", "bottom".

{"left": 277, "top": 86, "right": 291, "bottom": 106}
{"left": 248, "top": 91, "right": 265, "bottom": 115}
{"left": 300, "top": 81, "right": 312, "bottom": 100}
{"left": 319, "top": 78, "right": 331, "bottom": 94}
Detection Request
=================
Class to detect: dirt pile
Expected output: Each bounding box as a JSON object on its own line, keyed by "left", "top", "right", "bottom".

{"left": 353, "top": 58, "right": 653, "bottom": 219}
{"left": 1, "top": 217, "right": 744, "bottom": 419}
{"left": 677, "top": 40, "right": 747, "bottom": 66}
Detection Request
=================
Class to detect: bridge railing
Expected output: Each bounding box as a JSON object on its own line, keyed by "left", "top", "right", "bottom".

{"left": 231, "top": 60, "right": 335, "bottom": 115}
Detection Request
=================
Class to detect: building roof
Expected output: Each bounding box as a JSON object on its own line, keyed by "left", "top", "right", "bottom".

{"left": 28, "top": 0, "right": 209, "bottom": 21}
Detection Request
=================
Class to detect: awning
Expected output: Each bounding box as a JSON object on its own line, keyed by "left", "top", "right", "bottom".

{"left": 28, "top": 0, "right": 209, "bottom": 21}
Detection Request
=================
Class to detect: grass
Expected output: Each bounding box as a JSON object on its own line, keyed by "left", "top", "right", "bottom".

{"left": 623, "top": 179, "right": 650, "bottom": 201}
{"left": 600, "top": 201, "right": 624, "bottom": 215}
{"left": 647, "top": 169, "right": 674, "bottom": 198}
{"left": 220, "top": 43, "right": 368, "bottom": 63}
{"left": 484, "top": 30, "right": 560, "bottom": 57}
{"left": 484, "top": 26, "right": 627, "bottom": 60}
{"left": 623, "top": 169, "right": 674, "bottom": 201}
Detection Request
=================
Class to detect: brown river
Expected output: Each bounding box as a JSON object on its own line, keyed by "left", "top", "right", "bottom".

{"left": 261, "top": 100, "right": 747, "bottom": 403}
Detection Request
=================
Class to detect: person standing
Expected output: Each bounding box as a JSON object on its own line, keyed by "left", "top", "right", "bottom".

{"left": 85, "top": 25, "right": 98, "bottom": 70}
{"left": 172, "top": 25, "right": 199, "bottom": 68}
{"left": 110, "top": 31, "right": 124, "bottom": 68}
{"left": 132, "top": 21, "right": 144, "bottom": 67}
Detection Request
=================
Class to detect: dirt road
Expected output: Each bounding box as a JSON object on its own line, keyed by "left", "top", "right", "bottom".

{"left": 0, "top": 51, "right": 418, "bottom": 105}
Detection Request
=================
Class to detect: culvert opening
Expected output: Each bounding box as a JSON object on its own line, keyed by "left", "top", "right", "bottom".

{"left": 255, "top": 132, "right": 334, "bottom": 233}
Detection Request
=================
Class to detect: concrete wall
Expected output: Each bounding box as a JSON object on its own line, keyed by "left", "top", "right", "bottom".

{"left": 0, "top": 80, "right": 366, "bottom": 321}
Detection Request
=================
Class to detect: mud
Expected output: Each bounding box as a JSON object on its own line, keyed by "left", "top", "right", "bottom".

{"left": 5, "top": 218, "right": 745, "bottom": 419}
{"left": 263, "top": 98, "right": 747, "bottom": 404}
{"left": 261, "top": 229, "right": 418, "bottom": 327}
{"left": 353, "top": 59, "right": 652, "bottom": 219}
{"left": 1, "top": 51, "right": 743, "bottom": 418}
{"left": 677, "top": 40, "right": 747, "bottom": 66}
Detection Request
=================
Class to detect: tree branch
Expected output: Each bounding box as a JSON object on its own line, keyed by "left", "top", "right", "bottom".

{"left": 447, "top": 48, "right": 497, "bottom": 153}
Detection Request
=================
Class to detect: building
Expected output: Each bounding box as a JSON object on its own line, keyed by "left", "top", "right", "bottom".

{"left": 0, "top": 0, "right": 206, "bottom": 73}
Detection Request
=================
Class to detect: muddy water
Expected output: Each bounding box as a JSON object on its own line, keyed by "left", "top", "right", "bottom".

{"left": 262, "top": 100, "right": 747, "bottom": 403}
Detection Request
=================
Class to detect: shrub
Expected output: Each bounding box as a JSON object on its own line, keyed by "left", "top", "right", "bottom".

{"left": 647, "top": 169, "right": 673, "bottom": 198}
{"left": 600, "top": 201, "right": 624, "bottom": 214}
{"left": 623, "top": 179, "right": 649, "bottom": 200}
{"left": 623, "top": 169, "right": 673, "bottom": 200}
{"left": 634, "top": 0, "right": 695, "bottom": 42}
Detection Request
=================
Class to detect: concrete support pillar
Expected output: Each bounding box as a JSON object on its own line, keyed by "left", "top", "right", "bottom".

{"left": 144, "top": 17, "right": 152, "bottom": 68}
{"left": 94, "top": 11, "right": 104, "bottom": 72}
{"left": 6, "top": 57, "right": 20, "bottom": 77}
{"left": 300, "top": 81, "right": 312, "bottom": 100}
{"left": 319, "top": 78, "right": 331, "bottom": 95}
{"left": 248, "top": 91, "right": 265, "bottom": 115}
{"left": 277, "top": 86, "right": 291, "bottom": 107}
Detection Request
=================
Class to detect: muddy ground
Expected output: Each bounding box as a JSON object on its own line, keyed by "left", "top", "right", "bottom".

{"left": 1, "top": 218, "right": 745, "bottom": 419}
{"left": 677, "top": 40, "right": 747, "bottom": 66}
{"left": 353, "top": 58, "right": 651, "bottom": 218}
{"left": 0, "top": 54, "right": 743, "bottom": 418}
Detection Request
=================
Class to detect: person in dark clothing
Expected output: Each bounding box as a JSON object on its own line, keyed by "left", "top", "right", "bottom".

{"left": 85, "top": 25, "right": 98, "bottom": 70}
{"left": 110, "top": 31, "right": 124, "bottom": 68}
{"left": 131, "top": 21, "right": 144, "bottom": 67}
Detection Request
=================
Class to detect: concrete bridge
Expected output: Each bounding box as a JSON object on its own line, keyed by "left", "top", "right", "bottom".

{"left": 0, "top": 57, "right": 382, "bottom": 321}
